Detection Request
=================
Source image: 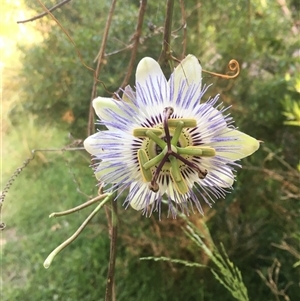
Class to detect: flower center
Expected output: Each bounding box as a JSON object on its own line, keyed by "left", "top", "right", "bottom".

{"left": 133, "top": 107, "right": 216, "bottom": 195}
{"left": 155, "top": 136, "right": 181, "bottom": 161}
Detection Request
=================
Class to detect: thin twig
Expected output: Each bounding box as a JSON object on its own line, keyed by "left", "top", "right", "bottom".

{"left": 262, "top": 146, "right": 296, "bottom": 172}
{"left": 256, "top": 259, "right": 291, "bottom": 301}
{"left": 88, "top": 0, "right": 118, "bottom": 136}
{"left": 179, "top": 0, "right": 187, "bottom": 59}
{"left": 271, "top": 241, "right": 300, "bottom": 259}
{"left": 277, "top": 0, "right": 298, "bottom": 35}
{"left": 115, "top": 0, "right": 147, "bottom": 95}
{"left": 105, "top": 45, "right": 132, "bottom": 57}
{"left": 105, "top": 199, "right": 118, "bottom": 301}
{"left": 17, "top": 0, "right": 71, "bottom": 24}
{"left": 158, "top": 0, "right": 175, "bottom": 66}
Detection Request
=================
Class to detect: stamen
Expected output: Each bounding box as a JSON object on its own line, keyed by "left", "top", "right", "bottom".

{"left": 169, "top": 156, "right": 181, "bottom": 182}
{"left": 143, "top": 150, "right": 165, "bottom": 170}
{"left": 170, "top": 171, "right": 188, "bottom": 195}
{"left": 145, "top": 130, "right": 166, "bottom": 149}
{"left": 169, "top": 157, "right": 188, "bottom": 195}
{"left": 168, "top": 118, "right": 197, "bottom": 128}
{"left": 133, "top": 128, "right": 162, "bottom": 137}
{"left": 137, "top": 149, "right": 152, "bottom": 182}
{"left": 171, "top": 121, "right": 184, "bottom": 146}
{"left": 177, "top": 146, "right": 216, "bottom": 157}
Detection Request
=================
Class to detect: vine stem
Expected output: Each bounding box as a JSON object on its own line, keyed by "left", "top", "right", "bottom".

{"left": 105, "top": 198, "right": 118, "bottom": 301}
{"left": 116, "top": 0, "right": 147, "bottom": 95}
{"left": 49, "top": 194, "right": 109, "bottom": 217}
{"left": 43, "top": 194, "right": 113, "bottom": 269}
{"left": 158, "top": 0, "right": 175, "bottom": 66}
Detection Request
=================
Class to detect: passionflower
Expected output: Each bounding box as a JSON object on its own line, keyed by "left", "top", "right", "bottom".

{"left": 84, "top": 55, "right": 259, "bottom": 217}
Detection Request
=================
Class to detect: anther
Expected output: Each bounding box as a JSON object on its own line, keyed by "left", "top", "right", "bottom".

{"left": 168, "top": 118, "right": 197, "bottom": 128}
{"left": 137, "top": 149, "right": 153, "bottom": 182}
{"left": 133, "top": 128, "right": 163, "bottom": 137}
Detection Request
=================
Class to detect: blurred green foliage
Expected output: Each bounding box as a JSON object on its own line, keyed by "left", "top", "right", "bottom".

{"left": 3, "top": 0, "right": 299, "bottom": 300}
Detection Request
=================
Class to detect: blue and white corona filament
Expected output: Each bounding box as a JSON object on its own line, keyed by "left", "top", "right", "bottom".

{"left": 84, "top": 55, "right": 259, "bottom": 216}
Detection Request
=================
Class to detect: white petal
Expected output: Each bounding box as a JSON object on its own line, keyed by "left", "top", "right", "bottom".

{"left": 170, "top": 54, "right": 202, "bottom": 104}
{"left": 129, "top": 182, "right": 158, "bottom": 210}
{"left": 197, "top": 105, "right": 228, "bottom": 138}
{"left": 95, "top": 162, "right": 122, "bottom": 182}
{"left": 211, "top": 129, "right": 260, "bottom": 160}
{"left": 84, "top": 134, "right": 103, "bottom": 155}
{"left": 136, "top": 57, "right": 168, "bottom": 104}
{"left": 199, "top": 158, "right": 234, "bottom": 188}
{"left": 166, "top": 184, "right": 189, "bottom": 203}
{"left": 172, "top": 54, "right": 202, "bottom": 87}
{"left": 201, "top": 165, "right": 234, "bottom": 188}
{"left": 122, "top": 85, "right": 136, "bottom": 103}
{"left": 209, "top": 168, "right": 234, "bottom": 188}
{"left": 93, "top": 97, "right": 125, "bottom": 121}
{"left": 84, "top": 135, "right": 123, "bottom": 182}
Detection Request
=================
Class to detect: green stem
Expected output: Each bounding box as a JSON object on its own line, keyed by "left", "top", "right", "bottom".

{"left": 44, "top": 194, "right": 113, "bottom": 269}
{"left": 49, "top": 194, "right": 109, "bottom": 217}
